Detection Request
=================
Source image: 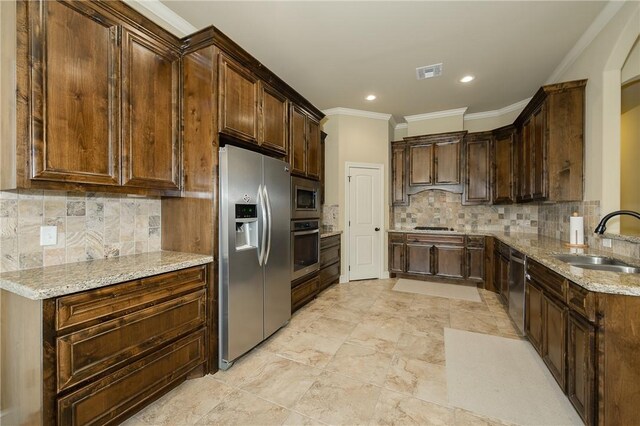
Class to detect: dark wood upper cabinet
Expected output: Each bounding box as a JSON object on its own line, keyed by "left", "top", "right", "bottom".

{"left": 531, "top": 105, "right": 547, "bottom": 200}
{"left": 391, "top": 143, "right": 408, "bottom": 206}
{"left": 409, "top": 143, "right": 434, "bottom": 186}
{"left": 121, "top": 30, "right": 180, "bottom": 190}
{"left": 492, "top": 126, "right": 515, "bottom": 204}
{"left": 218, "top": 53, "right": 259, "bottom": 143}
{"left": 434, "top": 141, "right": 460, "bottom": 185}
{"left": 463, "top": 132, "right": 491, "bottom": 205}
{"left": 258, "top": 82, "right": 288, "bottom": 155}
{"left": 29, "top": 1, "right": 121, "bottom": 186}
{"left": 306, "top": 118, "right": 321, "bottom": 180}
{"left": 290, "top": 105, "right": 307, "bottom": 176}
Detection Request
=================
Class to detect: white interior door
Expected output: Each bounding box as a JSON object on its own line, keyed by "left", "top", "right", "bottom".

{"left": 348, "top": 165, "right": 382, "bottom": 280}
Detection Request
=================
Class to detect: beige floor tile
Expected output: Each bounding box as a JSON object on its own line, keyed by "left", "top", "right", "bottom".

{"left": 403, "top": 318, "right": 449, "bottom": 339}
{"left": 411, "top": 295, "right": 452, "bottom": 310}
{"left": 370, "top": 389, "right": 454, "bottom": 426}
{"left": 449, "top": 299, "right": 491, "bottom": 314}
{"left": 453, "top": 407, "right": 512, "bottom": 425}
{"left": 196, "top": 390, "right": 289, "bottom": 426}
{"left": 384, "top": 355, "right": 448, "bottom": 406}
{"left": 361, "top": 310, "right": 407, "bottom": 329}
{"left": 274, "top": 331, "right": 344, "bottom": 368}
{"left": 325, "top": 342, "right": 394, "bottom": 385}
{"left": 347, "top": 323, "right": 403, "bottom": 354}
{"left": 369, "top": 297, "right": 413, "bottom": 313}
{"left": 282, "top": 411, "right": 327, "bottom": 425}
{"left": 322, "top": 304, "right": 367, "bottom": 323}
{"left": 212, "top": 348, "right": 276, "bottom": 387}
{"left": 288, "top": 310, "right": 324, "bottom": 331}
{"left": 395, "top": 333, "right": 446, "bottom": 365}
{"left": 407, "top": 305, "right": 451, "bottom": 325}
{"left": 306, "top": 316, "right": 358, "bottom": 341}
{"left": 293, "top": 371, "right": 381, "bottom": 425}
{"left": 450, "top": 311, "right": 500, "bottom": 335}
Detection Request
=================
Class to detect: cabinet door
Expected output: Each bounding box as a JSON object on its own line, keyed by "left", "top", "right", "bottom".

{"left": 306, "top": 118, "right": 321, "bottom": 180}
{"left": 392, "top": 145, "right": 408, "bottom": 205}
{"left": 259, "top": 83, "right": 288, "bottom": 155}
{"left": 30, "top": 1, "right": 120, "bottom": 186}
{"left": 406, "top": 244, "right": 432, "bottom": 275}
{"left": 434, "top": 245, "right": 464, "bottom": 279}
{"left": 493, "top": 249, "right": 502, "bottom": 298}
{"left": 493, "top": 131, "right": 514, "bottom": 204}
{"left": 531, "top": 104, "right": 547, "bottom": 200}
{"left": 466, "top": 247, "right": 484, "bottom": 281}
{"left": 543, "top": 293, "right": 567, "bottom": 391}
{"left": 409, "top": 144, "right": 433, "bottom": 186}
{"left": 435, "top": 140, "right": 460, "bottom": 185}
{"left": 567, "top": 313, "right": 596, "bottom": 426}
{"left": 389, "top": 242, "right": 406, "bottom": 273}
{"left": 517, "top": 121, "right": 533, "bottom": 202}
{"left": 218, "top": 53, "right": 259, "bottom": 142}
{"left": 463, "top": 137, "right": 491, "bottom": 205}
{"left": 122, "top": 30, "right": 180, "bottom": 190}
{"left": 289, "top": 105, "right": 307, "bottom": 176}
{"left": 525, "top": 280, "right": 543, "bottom": 354}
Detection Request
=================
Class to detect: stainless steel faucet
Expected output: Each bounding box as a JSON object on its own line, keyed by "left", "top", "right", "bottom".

{"left": 594, "top": 210, "right": 640, "bottom": 234}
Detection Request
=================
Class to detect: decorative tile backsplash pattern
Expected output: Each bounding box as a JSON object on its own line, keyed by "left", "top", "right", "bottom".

{"left": 393, "top": 191, "right": 539, "bottom": 234}
{"left": 322, "top": 204, "right": 339, "bottom": 232}
{"left": 0, "top": 190, "right": 161, "bottom": 273}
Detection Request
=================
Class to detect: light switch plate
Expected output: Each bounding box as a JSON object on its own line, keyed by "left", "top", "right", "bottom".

{"left": 40, "top": 226, "right": 57, "bottom": 246}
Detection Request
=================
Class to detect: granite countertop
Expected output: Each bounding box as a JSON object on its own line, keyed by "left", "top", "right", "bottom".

{"left": 321, "top": 231, "right": 343, "bottom": 238}
{"left": 0, "top": 251, "right": 214, "bottom": 300}
{"left": 387, "top": 229, "right": 640, "bottom": 296}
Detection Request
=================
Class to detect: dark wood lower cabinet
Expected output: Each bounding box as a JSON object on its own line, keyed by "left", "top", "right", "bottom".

{"left": 319, "top": 234, "right": 341, "bottom": 292}
{"left": 466, "top": 237, "right": 485, "bottom": 282}
{"left": 542, "top": 293, "right": 568, "bottom": 391}
{"left": 434, "top": 244, "right": 464, "bottom": 278}
{"left": 406, "top": 243, "right": 432, "bottom": 275}
{"left": 525, "top": 281, "right": 544, "bottom": 354}
{"left": 291, "top": 273, "right": 319, "bottom": 313}
{"left": 495, "top": 252, "right": 510, "bottom": 305}
{"left": 567, "top": 312, "right": 596, "bottom": 425}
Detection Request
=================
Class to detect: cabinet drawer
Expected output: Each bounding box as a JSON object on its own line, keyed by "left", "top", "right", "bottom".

{"left": 320, "top": 245, "right": 340, "bottom": 267}
{"left": 528, "top": 260, "right": 566, "bottom": 302}
{"left": 567, "top": 281, "right": 596, "bottom": 323}
{"left": 292, "top": 275, "right": 319, "bottom": 311}
{"left": 466, "top": 236, "right": 485, "bottom": 248}
{"left": 389, "top": 232, "right": 405, "bottom": 243}
{"left": 57, "top": 289, "right": 206, "bottom": 392}
{"left": 497, "top": 241, "right": 511, "bottom": 258}
{"left": 320, "top": 262, "right": 340, "bottom": 289}
{"left": 57, "top": 330, "right": 206, "bottom": 426}
{"left": 56, "top": 266, "right": 207, "bottom": 332}
{"left": 320, "top": 235, "right": 340, "bottom": 250}
{"left": 406, "top": 234, "right": 464, "bottom": 245}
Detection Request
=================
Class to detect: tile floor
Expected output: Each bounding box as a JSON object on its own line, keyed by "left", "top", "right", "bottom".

{"left": 124, "top": 278, "right": 524, "bottom": 425}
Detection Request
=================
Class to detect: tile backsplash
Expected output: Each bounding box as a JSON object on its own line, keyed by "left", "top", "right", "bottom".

{"left": 0, "top": 190, "right": 161, "bottom": 273}
{"left": 322, "top": 204, "right": 339, "bottom": 232}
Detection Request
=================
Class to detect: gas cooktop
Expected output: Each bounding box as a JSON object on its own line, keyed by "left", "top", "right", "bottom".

{"left": 414, "top": 226, "right": 455, "bottom": 231}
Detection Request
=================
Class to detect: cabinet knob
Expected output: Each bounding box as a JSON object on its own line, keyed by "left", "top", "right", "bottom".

{"left": 525, "top": 273, "right": 531, "bottom": 280}
{"left": 375, "top": 227, "right": 380, "bottom": 231}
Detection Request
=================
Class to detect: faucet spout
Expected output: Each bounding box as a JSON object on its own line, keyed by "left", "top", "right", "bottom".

{"left": 594, "top": 210, "right": 640, "bottom": 234}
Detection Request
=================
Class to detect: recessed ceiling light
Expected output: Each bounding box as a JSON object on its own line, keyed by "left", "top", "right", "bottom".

{"left": 460, "top": 75, "right": 475, "bottom": 83}
{"left": 366, "top": 95, "right": 376, "bottom": 101}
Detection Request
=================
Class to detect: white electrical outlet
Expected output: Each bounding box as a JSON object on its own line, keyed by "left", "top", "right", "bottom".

{"left": 40, "top": 226, "right": 57, "bottom": 246}
{"left": 602, "top": 238, "right": 612, "bottom": 248}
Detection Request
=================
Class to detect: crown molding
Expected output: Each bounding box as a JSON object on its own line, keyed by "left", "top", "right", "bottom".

{"left": 395, "top": 123, "right": 408, "bottom": 130}
{"left": 122, "top": 0, "right": 198, "bottom": 37}
{"left": 464, "top": 97, "right": 532, "bottom": 121}
{"left": 322, "top": 107, "right": 392, "bottom": 121}
{"left": 546, "top": 1, "right": 625, "bottom": 84}
{"left": 404, "top": 107, "right": 467, "bottom": 122}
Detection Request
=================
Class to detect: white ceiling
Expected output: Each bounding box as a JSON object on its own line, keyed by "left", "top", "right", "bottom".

{"left": 160, "top": 1, "right": 607, "bottom": 119}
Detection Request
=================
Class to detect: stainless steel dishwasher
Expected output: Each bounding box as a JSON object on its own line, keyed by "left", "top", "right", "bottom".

{"left": 508, "top": 249, "right": 526, "bottom": 334}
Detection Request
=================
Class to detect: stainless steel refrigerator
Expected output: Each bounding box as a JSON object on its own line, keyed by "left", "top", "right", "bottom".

{"left": 219, "top": 145, "right": 291, "bottom": 370}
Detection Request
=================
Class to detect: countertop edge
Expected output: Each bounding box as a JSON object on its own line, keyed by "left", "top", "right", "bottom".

{"left": 321, "top": 231, "right": 343, "bottom": 238}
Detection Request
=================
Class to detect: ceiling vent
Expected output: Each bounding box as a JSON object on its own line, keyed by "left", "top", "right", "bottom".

{"left": 416, "top": 63, "right": 443, "bottom": 80}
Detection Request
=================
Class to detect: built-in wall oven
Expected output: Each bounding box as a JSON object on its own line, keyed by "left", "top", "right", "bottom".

{"left": 291, "top": 219, "right": 320, "bottom": 280}
{"left": 291, "top": 176, "right": 320, "bottom": 220}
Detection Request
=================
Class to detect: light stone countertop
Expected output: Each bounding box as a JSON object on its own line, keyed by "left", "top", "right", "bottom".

{"left": 321, "top": 231, "right": 343, "bottom": 238}
{"left": 0, "top": 251, "right": 213, "bottom": 300}
{"left": 387, "top": 229, "right": 640, "bottom": 296}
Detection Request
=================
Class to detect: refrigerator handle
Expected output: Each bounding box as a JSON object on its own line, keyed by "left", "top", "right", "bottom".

{"left": 264, "top": 185, "right": 272, "bottom": 265}
{"left": 257, "top": 185, "right": 266, "bottom": 266}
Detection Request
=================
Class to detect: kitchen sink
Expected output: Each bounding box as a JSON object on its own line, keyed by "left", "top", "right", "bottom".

{"left": 553, "top": 254, "right": 639, "bottom": 273}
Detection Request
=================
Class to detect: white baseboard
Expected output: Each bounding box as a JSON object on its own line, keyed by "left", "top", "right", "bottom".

{"left": 380, "top": 271, "right": 390, "bottom": 279}
{"left": 339, "top": 275, "right": 349, "bottom": 284}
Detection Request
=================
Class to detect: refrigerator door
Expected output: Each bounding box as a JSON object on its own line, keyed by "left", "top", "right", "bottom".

{"left": 262, "top": 155, "right": 292, "bottom": 337}
{"left": 219, "top": 146, "right": 265, "bottom": 365}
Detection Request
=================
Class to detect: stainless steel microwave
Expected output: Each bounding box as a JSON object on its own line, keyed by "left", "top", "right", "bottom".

{"left": 291, "top": 176, "right": 320, "bottom": 220}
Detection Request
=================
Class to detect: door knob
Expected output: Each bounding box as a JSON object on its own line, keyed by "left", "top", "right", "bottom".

{"left": 375, "top": 227, "right": 380, "bottom": 231}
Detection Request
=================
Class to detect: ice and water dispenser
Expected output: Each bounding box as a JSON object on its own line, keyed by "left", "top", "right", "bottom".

{"left": 234, "top": 204, "right": 258, "bottom": 251}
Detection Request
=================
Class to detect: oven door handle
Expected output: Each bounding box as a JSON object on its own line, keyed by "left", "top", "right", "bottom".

{"left": 293, "top": 229, "right": 320, "bottom": 236}
{"left": 263, "top": 185, "right": 272, "bottom": 265}
{"left": 257, "top": 184, "right": 267, "bottom": 266}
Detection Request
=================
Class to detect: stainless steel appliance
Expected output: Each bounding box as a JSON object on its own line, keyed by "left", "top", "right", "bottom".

{"left": 508, "top": 249, "right": 526, "bottom": 334}
{"left": 291, "top": 219, "right": 321, "bottom": 281}
{"left": 219, "top": 145, "right": 291, "bottom": 370}
{"left": 291, "top": 176, "right": 321, "bottom": 220}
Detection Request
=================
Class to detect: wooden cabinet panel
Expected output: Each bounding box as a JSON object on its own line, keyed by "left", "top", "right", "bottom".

{"left": 525, "top": 280, "right": 544, "bottom": 354}
{"left": 392, "top": 144, "right": 408, "bottom": 206}
{"left": 30, "top": 1, "right": 120, "bottom": 186}
{"left": 218, "top": 53, "right": 259, "bottom": 142}
{"left": 463, "top": 134, "right": 491, "bottom": 205}
{"left": 435, "top": 141, "right": 460, "bottom": 185}
{"left": 290, "top": 106, "right": 307, "bottom": 176}
{"left": 406, "top": 244, "right": 432, "bottom": 275}
{"left": 492, "top": 127, "right": 515, "bottom": 204}
{"left": 292, "top": 274, "right": 319, "bottom": 312}
{"left": 57, "top": 330, "right": 206, "bottom": 426}
{"left": 434, "top": 245, "right": 464, "bottom": 279}
{"left": 409, "top": 144, "right": 433, "bottom": 186}
{"left": 542, "top": 293, "right": 567, "bottom": 391}
{"left": 567, "top": 281, "right": 596, "bottom": 323}
{"left": 466, "top": 247, "right": 484, "bottom": 281}
{"left": 484, "top": 237, "right": 496, "bottom": 292}
{"left": 496, "top": 252, "right": 510, "bottom": 305}
{"left": 528, "top": 259, "right": 567, "bottom": 302}
{"left": 389, "top": 235, "right": 406, "bottom": 274}
{"left": 259, "top": 83, "right": 288, "bottom": 155}
{"left": 531, "top": 105, "right": 547, "bottom": 200}
{"left": 320, "top": 244, "right": 340, "bottom": 268}
{"left": 122, "top": 30, "right": 180, "bottom": 190}
{"left": 306, "top": 118, "right": 321, "bottom": 180}
{"left": 319, "top": 262, "right": 340, "bottom": 291}
{"left": 567, "top": 313, "right": 596, "bottom": 426}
